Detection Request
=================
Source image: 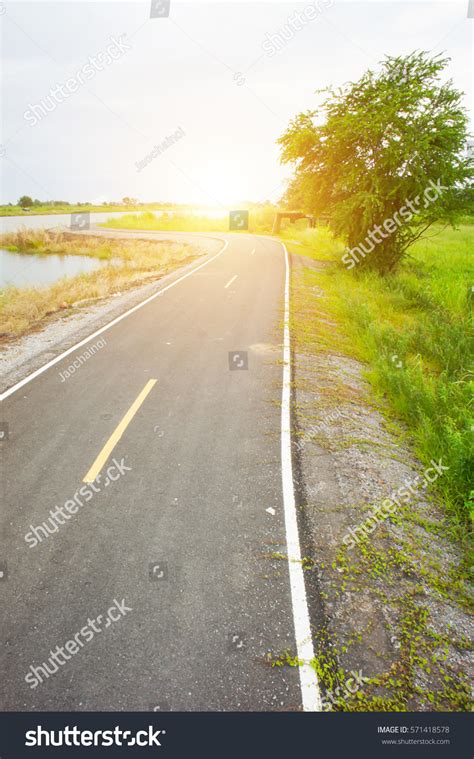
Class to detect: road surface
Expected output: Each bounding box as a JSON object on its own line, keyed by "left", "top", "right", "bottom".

{"left": 0, "top": 231, "right": 319, "bottom": 711}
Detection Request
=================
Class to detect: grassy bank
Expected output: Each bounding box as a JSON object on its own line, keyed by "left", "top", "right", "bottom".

{"left": 101, "top": 207, "right": 276, "bottom": 234}
{"left": 0, "top": 230, "right": 199, "bottom": 337}
{"left": 288, "top": 223, "right": 473, "bottom": 711}
{"left": 286, "top": 222, "right": 473, "bottom": 537}
{"left": 1, "top": 229, "right": 123, "bottom": 259}
{"left": 0, "top": 202, "right": 187, "bottom": 217}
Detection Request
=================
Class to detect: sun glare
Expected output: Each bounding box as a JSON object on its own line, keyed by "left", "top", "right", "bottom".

{"left": 198, "top": 165, "right": 248, "bottom": 207}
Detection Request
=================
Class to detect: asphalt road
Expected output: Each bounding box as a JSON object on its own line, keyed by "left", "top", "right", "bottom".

{"left": 1, "top": 231, "right": 318, "bottom": 711}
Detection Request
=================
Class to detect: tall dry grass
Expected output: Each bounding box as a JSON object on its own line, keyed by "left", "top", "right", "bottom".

{"left": 0, "top": 231, "right": 199, "bottom": 336}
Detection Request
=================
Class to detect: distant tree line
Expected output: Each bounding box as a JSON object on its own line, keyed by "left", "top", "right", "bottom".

{"left": 15, "top": 197, "right": 143, "bottom": 208}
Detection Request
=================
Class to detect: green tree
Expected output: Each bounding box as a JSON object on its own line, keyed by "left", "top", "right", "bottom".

{"left": 278, "top": 52, "right": 473, "bottom": 273}
{"left": 18, "top": 195, "right": 33, "bottom": 208}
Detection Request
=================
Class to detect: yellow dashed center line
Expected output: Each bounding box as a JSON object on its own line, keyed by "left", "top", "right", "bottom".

{"left": 83, "top": 379, "right": 157, "bottom": 483}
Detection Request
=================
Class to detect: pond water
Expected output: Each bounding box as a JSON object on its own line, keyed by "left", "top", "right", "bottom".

{"left": 0, "top": 249, "right": 115, "bottom": 289}
{"left": 0, "top": 209, "right": 227, "bottom": 289}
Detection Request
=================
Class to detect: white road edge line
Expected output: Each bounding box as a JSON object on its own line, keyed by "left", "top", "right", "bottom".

{"left": 281, "top": 241, "right": 322, "bottom": 712}
{"left": 0, "top": 238, "right": 229, "bottom": 401}
{"left": 224, "top": 274, "right": 238, "bottom": 289}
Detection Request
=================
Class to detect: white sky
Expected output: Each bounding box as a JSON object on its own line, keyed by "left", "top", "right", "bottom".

{"left": 1, "top": 0, "right": 472, "bottom": 206}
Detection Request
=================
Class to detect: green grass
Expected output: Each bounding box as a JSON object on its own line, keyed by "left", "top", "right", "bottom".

{"left": 282, "top": 225, "right": 346, "bottom": 261}
{"left": 103, "top": 211, "right": 228, "bottom": 233}
{"left": 287, "top": 221, "right": 473, "bottom": 535}
{"left": 101, "top": 206, "right": 277, "bottom": 234}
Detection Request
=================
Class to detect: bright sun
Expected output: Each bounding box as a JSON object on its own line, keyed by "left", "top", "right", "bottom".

{"left": 198, "top": 164, "right": 248, "bottom": 207}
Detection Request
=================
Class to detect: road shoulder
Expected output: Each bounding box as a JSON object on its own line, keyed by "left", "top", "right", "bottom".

{"left": 290, "top": 251, "right": 472, "bottom": 711}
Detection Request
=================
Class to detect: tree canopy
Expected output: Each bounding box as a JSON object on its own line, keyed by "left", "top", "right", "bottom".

{"left": 278, "top": 51, "right": 473, "bottom": 273}
{"left": 18, "top": 195, "right": 33, "bottom": 208}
